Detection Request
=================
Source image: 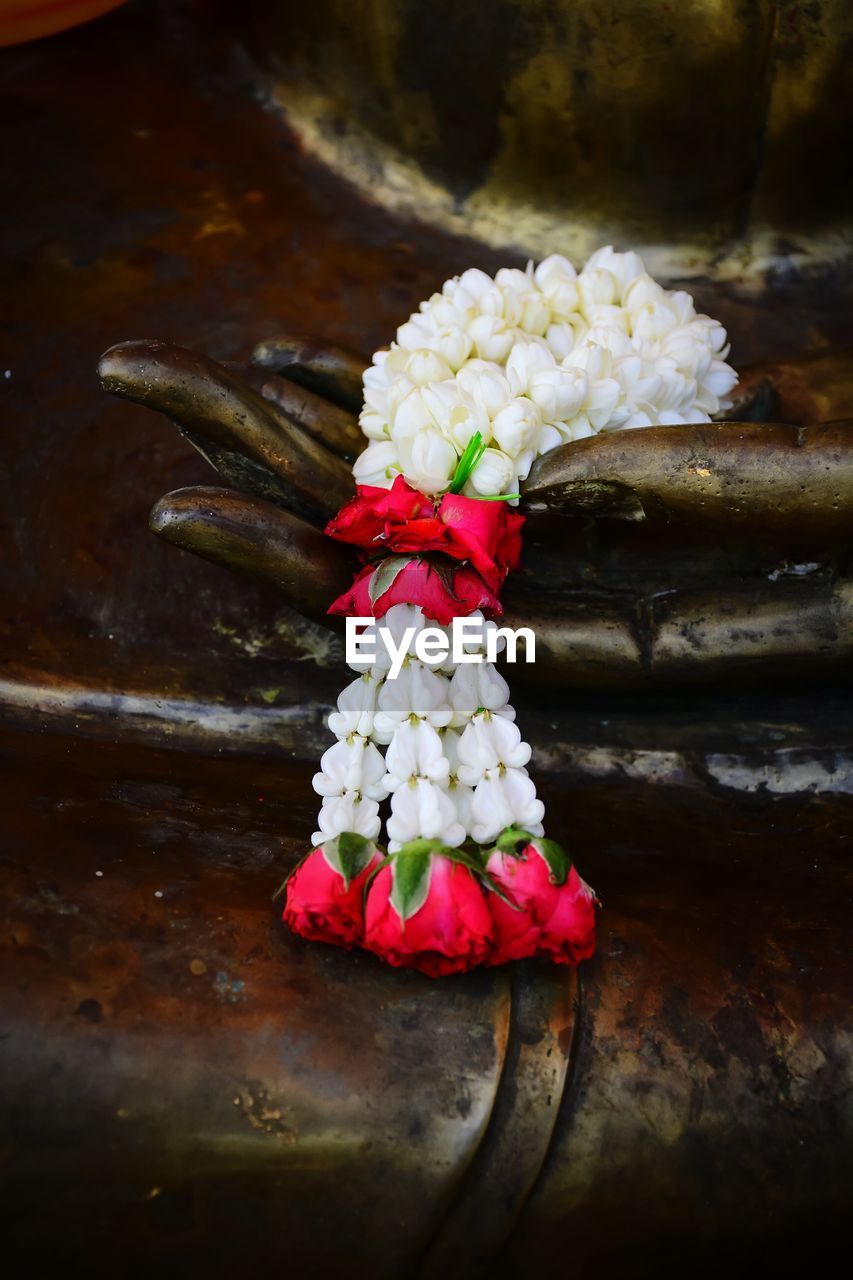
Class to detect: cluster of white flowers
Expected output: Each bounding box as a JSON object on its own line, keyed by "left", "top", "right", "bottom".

{"left": 354, "top": 246, "right": 738, "bottom": 496}
{"left": 312, "top": 605, "right": 543, "bottom": 851}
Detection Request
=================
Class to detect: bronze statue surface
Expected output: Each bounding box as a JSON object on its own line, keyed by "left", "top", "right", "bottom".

{"left": 1, "top": 2, "right": 851, "bottom": 1275}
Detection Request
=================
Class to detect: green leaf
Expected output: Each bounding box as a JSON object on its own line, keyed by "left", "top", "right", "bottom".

{"left": 533, "top": 837, "right": 572, "bottom": 886}
{"left": 362, "top": 852, "right": 394, "bottom": 905}
{"left": 495, "top": 826, "right": 535, "bottom": 855}
{"left": 321, "top": 832, "right": 377, "bottom": 888}
{"left": 448, "top": 431, "right": 487, "bottom": 493}
{"left": 491, "top": 828, "right": 571, "bottom": 890}
{"left": 444, "top": 847, "right": 489, "bottom": 876}
{"left": 390, "top": 847, "right": 433, "bottom": 922}
{"left": 475, "top": 492, "right": 521, "bottom": 502}
{"left": 369, "top": 555, "right": 412, "bottom": 606}
{"left": 443, "top": 847, "right": 519, "bottom": 909}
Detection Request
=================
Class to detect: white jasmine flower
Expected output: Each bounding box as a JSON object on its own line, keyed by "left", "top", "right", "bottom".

{"left": 396, "top": 423, "right": 458, "bottom": 494}
{"left": 534, "top": 253, "right": 579, "bottom": 317}
{"left": 455, "top": 361, "right": 512, "bottom": 419}
{"left": 397, "top": 313, "right": 437, "bottom": 351}
{"left": 371, "top": 252, "right": 737, "bottom": 465}
{"left": 420, "top": 380, "right": 464, "bottom": 435}
{"left": 586, "top": 377, "right": 627, "bottom": 430}
{"left": 456, "top": 711, "right": 532, "bottom": 784}
{"left": 558, "top": 415, "right": 597, "bottom": 443}
{"left": 702, "top": 358, "right": 739, "bottom": 404}
{"left": 477, "top": 282, "right": 517, "bottom": 322}
{"left": 328, "top": 673, "right": 382, "bottom": 739}
{"left": 312, "top": 736, "right": 389, "bottom": 801}
{"left": 492, "top": 396, "right": 542, "bottom": 456}
{"left": 546, "top": 316, "right": 589, "bottom": 359}
{"left": 631, "top": 298, "right": 681, "bottom": 342}
{"left": 577, "top": 267, "right": 618, "bottom": 314}
{"left": 583, "top": 246, "right": 645, "bottom": 298}
{"left": 659, "top": 330, "right": 713, "bottom": 380}
{"left": 668, "top": 290, "right": 696, "bottom": 324}
{"left": 404, "top": 348, "right": 454, "bottom": 385}
{"left": 534, "top": 253, "right": 576, "bottom": 292}
{"left": 584, "top": 323, "right": 633, "bottom": 357}
{"left": 359, "top": 409, "right": 390, "bottom": 441}
{"left": 470, "top": 768, "right": 545, "bottom": 844}
{"left": 390, "top": 386, "right": 435, "bottom": 441}
{"left": 454, "top": 267, "right": 494, "bottom": 300}
{"left": 373, "top": 662, "right": 453, "bottom": 742}
{"left": 529, "top": 366, "right": 588, "bottom": 422}
{"left": 465, "top": 446, "right": 514, "bottom": 497}
{"left": 448, "top": 662, "right": 512, "bottom": 725}
{"left": 685, "top": 315, "right": 729, "bottom": 356}
{"left": 505, "top": 339, "right": 555, "bottom": 395}
{"left": 468, "top": 314, "right": 515, "bottom": 363}
{"left": 352, "top": 440, "right": 399, "bottom": 488}
{"left": 622, "top": 273, "right": 667, "bottom": 314}
{"left": 516, "top": 291, "right": 551, "bottom": 335}
{"left": 621, "top": 410, "right": 655, "bottom": 431}
{"left": 495, "top": 265, "right": 534, "bottom": 294}
{"left": 433, "top": 326, "right": 474, "bottom": 370}
{"left": 387, "top": 778, "right": 465, "bottom": 849}
{"left": 383, "top": 720, "right": 450, "bottom": 790}
{"left": 312, "top": 791, "right": 381, "bottom": 847}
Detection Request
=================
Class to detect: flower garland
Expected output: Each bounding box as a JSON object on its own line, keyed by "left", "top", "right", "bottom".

{"left": 283, "top": 248, "right": 738, "bottom": 976}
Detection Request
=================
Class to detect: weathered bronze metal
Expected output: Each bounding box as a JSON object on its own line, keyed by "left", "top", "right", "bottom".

{"left": 150, "top": 485, "right": 352, "bottom": 625}
{"left": 2, "top": 727, "right": 849, "bottom": 1278}
{"left": 252, "top": 334, "right": 367, "bottom": 412}
{"left": 2, "top": 2, "right": 852, "bottom": 1276}
{"left": 523, "top": 420, "right": 853, "bottom": 535}
{"left": 99, "top": 340, "right": 353, "bottom": 520}
{"left": 243, "top": 0, "right": 853, "bottom": 279}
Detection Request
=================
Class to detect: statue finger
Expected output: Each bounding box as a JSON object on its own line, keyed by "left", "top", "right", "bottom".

{"left": 252, "top": 334, "right": 367, "bottom": 411}
{"left": 229, "top": 362, "right": 363, "bottom": 461}
{"left": 149, "top": 486, "right": 353, "bottom": 627}
{"left": 522, "top": 420, "right": 853, "bottom": 537}
{"left": 98, "top": 339, "right": 353, "bottom": 523}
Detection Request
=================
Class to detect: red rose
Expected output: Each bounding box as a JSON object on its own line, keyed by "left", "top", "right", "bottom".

{"left": 325, "top": 475, "right": 446, "bottom": 551}
{"left": 328, "top": 556, "right": 502, "bottom": 624}
{"left": 283, "top": 834, "right": 383, "bottom": 949}
{"left": 364, "top": 847, "right": 494, "bottom": 977}
{"left": 437, "top": 492, "right": 524, "bottom": 591}
{"left": 325, "top": 476, "right": 525, "bottom": 593}
{"left": 485, "top": 836, "right": 597, "bottom": 966}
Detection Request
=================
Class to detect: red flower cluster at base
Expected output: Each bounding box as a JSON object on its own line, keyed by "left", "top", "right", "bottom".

{"left": 283, "top": 831, "right": 597, "bottom": 978}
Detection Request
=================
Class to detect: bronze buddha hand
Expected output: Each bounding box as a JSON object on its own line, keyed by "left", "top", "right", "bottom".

{"left": 98, "top": 335, "right": 853, "bottom": 691}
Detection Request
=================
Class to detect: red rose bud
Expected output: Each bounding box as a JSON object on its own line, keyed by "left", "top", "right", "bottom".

{"left": 283, "top": 833, "right": 383, "bottom": 950}
{"left": 484, "top": 832, "right": 598, "bottom": 966}
{"left": 325, "top": 475, "right": 445, "bottom": 551}
{"left": 437, "top": 492, "right": 524, "bottom": 592}
{"left": 328, "top": 557, "right": 502, "bottom": 625}
{"left": 364, "top": 844, "right": 494, "bottom": 977}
